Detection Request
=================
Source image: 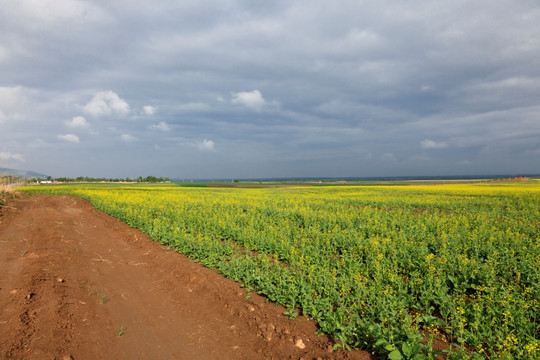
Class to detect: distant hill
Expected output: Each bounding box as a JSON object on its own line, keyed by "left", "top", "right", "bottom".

{"left": 0, "top": 167, "right": 48, "bottom": 178}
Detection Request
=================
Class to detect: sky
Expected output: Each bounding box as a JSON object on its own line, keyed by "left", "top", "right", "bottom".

{"left": 1, "top": 0, "right": 540, "bottom": 179}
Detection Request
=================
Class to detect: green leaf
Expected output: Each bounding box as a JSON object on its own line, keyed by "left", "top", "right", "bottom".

{"left": 401, "top": 343, "right": 413, "bottom": 357}
{"left": 388, "top": 349, "right": 403, "bottom": 360}
{"left": 375, "top": 339, "right": 386, "bottom": 347}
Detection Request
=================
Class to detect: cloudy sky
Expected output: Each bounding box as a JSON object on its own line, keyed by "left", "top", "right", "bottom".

{"left": 1, "top": 0, "right": 539, "bottom": 179}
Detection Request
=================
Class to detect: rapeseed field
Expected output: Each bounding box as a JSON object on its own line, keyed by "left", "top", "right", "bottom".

{"left": 22, "top": 182, "right": 540, "bottom": 359}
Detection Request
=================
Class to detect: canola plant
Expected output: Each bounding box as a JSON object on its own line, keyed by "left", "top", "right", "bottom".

{"left": 22, "top": 182, "right": 540, "bottom": 359}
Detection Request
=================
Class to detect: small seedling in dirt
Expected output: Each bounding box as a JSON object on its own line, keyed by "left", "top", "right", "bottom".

{"left": 242, "top": 285, "right": 254, "bottom": 300}
{"left": 115, "top": 325, "right": 126, "bottom": 336}
{"left": 98, "top": 292, "right": 108, "bottom": 304}
{"left": 332, "top": 342, "right": 352, "bottom": 351}
{"left": 283, "top": 307, "right": 298, "bottom": 319}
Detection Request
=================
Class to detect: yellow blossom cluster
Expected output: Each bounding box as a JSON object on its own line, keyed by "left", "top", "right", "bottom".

{"left": 21, "top": 181, "right": 540, "bottom": 359}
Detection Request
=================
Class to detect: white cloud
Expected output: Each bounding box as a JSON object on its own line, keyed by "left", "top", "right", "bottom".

{"left": 57, "top": 134, "right": 80, "bottom": 143}
{"left": 66, "top": 116, "right": 89, "bottom": 128}
{"left": 0, "top": 151, "right": 25, "bottom": 163}
{"left": 420, "top": 139, "right": 448, "bottom": 149}
{"left": 120, "top": 134, "right": 137, "bottom": 142}
{"left": 2, "top": 2, "right": 540, "bottom": 178}
{"left": 143, "top": 105, "right": 155, "bottom": 115}
{"left": 151, "top": 121, "right": 170, "bottom": 131}
{"left": 0, "top": 86, "right": 21, "bottom": 108}
{"left": 197, "top": 139, "right": 215, "bottom": 151}
{"left": 84, "top": 91, "right": 130, "bottom": 117}
{"left": 231, "top": 90, "right": 267, "bottom": 111}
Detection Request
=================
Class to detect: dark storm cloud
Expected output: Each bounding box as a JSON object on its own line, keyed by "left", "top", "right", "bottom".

{"left": 1, "top": 0, "right": 539, "bottom": 177}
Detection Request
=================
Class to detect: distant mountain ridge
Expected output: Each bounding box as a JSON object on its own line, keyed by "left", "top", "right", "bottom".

{"left": 0, "top": 167, "right": 48, "bottom": 178}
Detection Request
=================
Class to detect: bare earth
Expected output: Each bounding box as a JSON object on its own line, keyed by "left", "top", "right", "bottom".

{"left": 0, "top": 194, "right": 374, "bottom": 360}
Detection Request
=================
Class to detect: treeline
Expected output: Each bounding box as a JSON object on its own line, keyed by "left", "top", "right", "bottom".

{"left": 1, "top": 175, "right": 21, "bottom": 185}
{"left": 53, "top": 176, "right": 172, "bottom": 183}
{"left": 1, "top": 175, "right": 36, "bottom": 187}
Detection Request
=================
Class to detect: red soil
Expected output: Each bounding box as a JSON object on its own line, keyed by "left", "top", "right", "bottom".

{"left": 0, "top": 194, "right": 374, "bottom": 360}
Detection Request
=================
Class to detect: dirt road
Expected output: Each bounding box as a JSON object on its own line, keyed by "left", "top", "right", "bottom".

{"left": 0, "top": 194, "right": 373, "bottom": 360}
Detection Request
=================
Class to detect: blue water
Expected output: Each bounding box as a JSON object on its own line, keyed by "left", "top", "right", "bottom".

{"left": 175, "top": 174, "right": 539, "bottom": 183}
